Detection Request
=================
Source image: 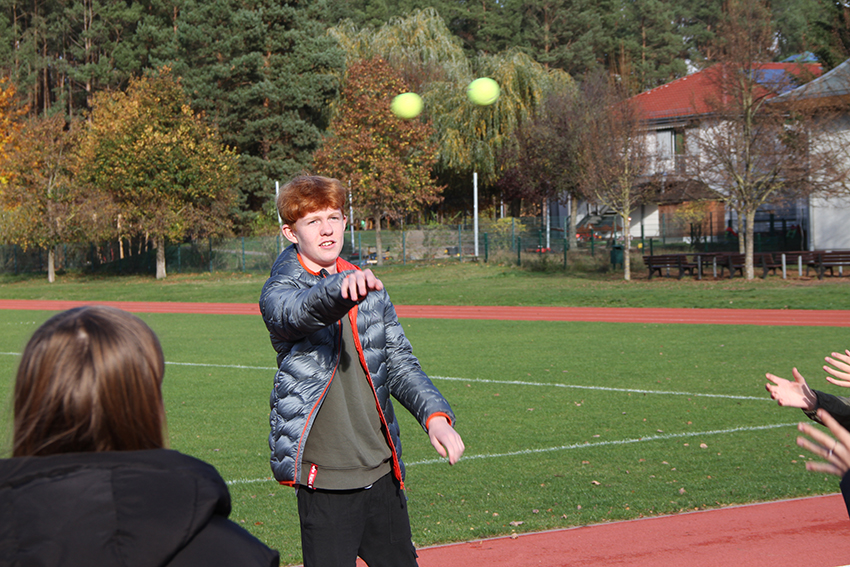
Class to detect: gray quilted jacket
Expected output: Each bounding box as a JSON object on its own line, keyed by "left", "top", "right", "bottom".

{"left": 259, "top": 245, "right": 455, "bottom": 486}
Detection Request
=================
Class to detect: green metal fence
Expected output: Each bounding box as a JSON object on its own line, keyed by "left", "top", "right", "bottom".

{"left": 0, "top": 218, "right": 583, "bottom": 276}
{"left": 2, "top": 215, "right": 800, "bottom": 276}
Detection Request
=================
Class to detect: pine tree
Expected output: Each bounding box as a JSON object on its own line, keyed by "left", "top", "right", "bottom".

{"left": 0, "top": 0, "right": 143, "bottom": 118}
{"left": 146, "top": 0, "right": 345, "bottom": 224}
{"left": 76, "top": 68, "right": 238, "bottom": 279}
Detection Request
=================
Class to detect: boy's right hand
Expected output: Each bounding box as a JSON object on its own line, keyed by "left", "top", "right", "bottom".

{"left": 341, "top": 269, "right": 384, "bottom": 302}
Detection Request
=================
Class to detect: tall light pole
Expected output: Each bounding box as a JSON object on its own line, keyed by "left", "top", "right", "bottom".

{"left": 349, "top": 182, "right": 355, "bottom": 250}
{"left": 473, "top": 172, "right": 479, "bottom": 257}
{"left": 275, "top": 181, "right": 283, "bottom": 250}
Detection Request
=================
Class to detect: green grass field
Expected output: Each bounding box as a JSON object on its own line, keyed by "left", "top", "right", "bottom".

{"left": 0, "top": 267, "right": 848, "bottom": 565}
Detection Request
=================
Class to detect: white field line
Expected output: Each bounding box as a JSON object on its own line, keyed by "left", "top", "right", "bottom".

{"left": 430, "top": 375, "right": 767, "bottom": 401}
{"left": 166, "top": 361, "right": 277, "bottom": 371}
{"left": 225, "top": 422, "right": 797, "bottom": 485}
{"left": 167, "top": 363, "right": 768, "bottom": 403}
{"left": 0, "top": 353, "right": 782, "bottom": 486}
{"left": 0, "top": 355, "right": 770, "bottom": 402}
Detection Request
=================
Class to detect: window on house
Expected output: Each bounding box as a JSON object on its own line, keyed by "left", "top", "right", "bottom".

{"left": 657, "top": 130, "right": 673, "bottom": 160}
{"left": 674, "top": 130, "right": 686, "bottom": 174}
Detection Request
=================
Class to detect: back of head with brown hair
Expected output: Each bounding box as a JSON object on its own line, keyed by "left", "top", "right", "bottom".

{"left": 12, "top": 306, "right": 167, "bottom": 457}
{"left": 276, "top": 175, "right": 346, "bottom": 226}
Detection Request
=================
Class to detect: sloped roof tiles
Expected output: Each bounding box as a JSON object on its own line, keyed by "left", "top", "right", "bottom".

{"left": 631, "top": 62, "right": 822, "bottom": 122}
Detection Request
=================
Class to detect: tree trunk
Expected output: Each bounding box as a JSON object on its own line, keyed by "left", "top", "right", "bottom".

{"left": 374, "top": 215, "right": 383, "bottom": 266}
{"left": 47, "top": 246, "right": 55, "bottom": 283}
{"left": 155, "top": 236, "right": 167, "bottom": 279}
{"left": 568, "top": 195, "right": 578, "bottom": 251}
{"left": 117, "top": 214, "right": 124, "bottom": 259}
{"left": 736, "top": 212, "right": 746, "bottom": 254}
{"left": 622, "top": 211, "right": 631, "bottom": 281}
{"left": 744, "top": 209, "right": 756, "bottom": 280}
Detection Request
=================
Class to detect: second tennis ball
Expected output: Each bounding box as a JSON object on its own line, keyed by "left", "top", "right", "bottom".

{"left": 467, "top": 78, "right": 500, "bottom": 105}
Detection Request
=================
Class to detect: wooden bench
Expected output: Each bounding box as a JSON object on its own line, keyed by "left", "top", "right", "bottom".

{"left": 718, "top": 254, "right": 745, "bottom": 278}
{"left": 757, "top": 253, "right": 783, "bottom": 278}
{"left": 719, "top": 253, "right": 781, "bottom": 279}
{"left": 815, "top": 250, "right": 850, "bottom": 279}
{"left": 643, "top": 254, "right": 696, "bottom": 279}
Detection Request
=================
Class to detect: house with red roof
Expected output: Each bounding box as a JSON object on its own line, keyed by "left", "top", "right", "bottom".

{"left": 625, "top": 60, "right": 823, "bottom": 247}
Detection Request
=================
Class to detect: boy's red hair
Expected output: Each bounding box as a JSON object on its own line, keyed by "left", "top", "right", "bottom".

{"left": 277, "top": 175, "right": 346, "bottom": 226}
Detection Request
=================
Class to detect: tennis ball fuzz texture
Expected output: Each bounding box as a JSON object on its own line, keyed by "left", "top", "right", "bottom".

{"left": 391, "top": 93, "right": 423, "bottom": 119}
{"left": 467, "top": 78, "right": 500, "bottom": 105}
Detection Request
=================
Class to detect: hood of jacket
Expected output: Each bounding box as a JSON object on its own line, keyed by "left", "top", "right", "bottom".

{"left": 0, "top": 449, "right": 249, "bottom": 567}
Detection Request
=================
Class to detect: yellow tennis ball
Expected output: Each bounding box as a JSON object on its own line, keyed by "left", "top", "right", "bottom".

{"left": 391, "top": 92, "right": 423, "bottom": 119}
{"left": 467, "top": 78, "right": 500, "bottom": 105}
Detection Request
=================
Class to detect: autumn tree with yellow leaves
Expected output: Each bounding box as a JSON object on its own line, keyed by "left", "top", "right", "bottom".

{"left": 0, "top": 81, "right": 100, "bottom": 283}
{"left": 0, "top": 78, "right": 24, "bottom": 177}
{"left": 76, "top": 68, "right": 238, "bottom": 279}
{"left": 0, "top": 114, "right": 113, "bottom": 283}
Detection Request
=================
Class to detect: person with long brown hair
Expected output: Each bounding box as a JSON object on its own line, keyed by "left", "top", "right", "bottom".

{"left": 0, "top": 306, "right": 279, "bottom": 566}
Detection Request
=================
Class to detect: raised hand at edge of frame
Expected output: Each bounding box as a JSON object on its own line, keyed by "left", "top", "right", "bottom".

{"left": 765, "top": 368, "right": 818, "bottom": 410}
{"left": 824, "top": 350, "right": 850, "bottom": 388}
{"left": 797, "top": 408, "right": 850, "bottom": 478}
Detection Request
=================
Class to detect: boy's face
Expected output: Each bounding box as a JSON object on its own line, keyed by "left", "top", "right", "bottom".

{"left": 282, "top": 207, "right": 347, "bottom": 274}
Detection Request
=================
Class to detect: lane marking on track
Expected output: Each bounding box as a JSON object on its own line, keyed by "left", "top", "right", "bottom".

{"left": 225, "top": 423, "right": 797, "bottom": 485}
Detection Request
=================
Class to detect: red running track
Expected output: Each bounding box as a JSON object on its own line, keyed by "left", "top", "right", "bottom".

{"left": 1, "top": 299, "right": 849, "bottom": 327}
{"left": 415, "top": 494, "right": 850, "bottom": 567}
{"left": 3, "top": 298, "right": 850, "bottom": 566}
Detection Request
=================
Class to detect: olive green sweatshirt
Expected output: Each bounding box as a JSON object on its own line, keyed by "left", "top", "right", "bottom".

{"left": 300, "top": 313, "right": 392, "bottom": 489}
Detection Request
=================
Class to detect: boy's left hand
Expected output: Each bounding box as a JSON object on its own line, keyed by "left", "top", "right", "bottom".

{"left": 427, "top": 416, "right": 465, "bottom": 465}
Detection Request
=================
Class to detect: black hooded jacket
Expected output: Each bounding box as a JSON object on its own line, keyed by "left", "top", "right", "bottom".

{"left": 0, "top": 449, "right": 279, "bottom": 567}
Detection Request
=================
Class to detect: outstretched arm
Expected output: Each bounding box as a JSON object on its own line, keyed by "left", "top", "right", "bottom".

{"left": 427, "top": 416, "right": 465, "bottom": 465}
{"left": 765, "top": 368, "right": 817, "bottom": 410}
{"left": 824, "top": 350, "right": 850, "bottom": 388}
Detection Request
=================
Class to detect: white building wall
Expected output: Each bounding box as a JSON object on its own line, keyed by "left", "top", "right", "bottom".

{"left": 808, "top": 114, "right": 850, "bottom": 250}
{"left": 629, "top": 203, "right": 660, "bottom": 239}
{"left": 810, "top": 194, "right": 850, "bottom": 250}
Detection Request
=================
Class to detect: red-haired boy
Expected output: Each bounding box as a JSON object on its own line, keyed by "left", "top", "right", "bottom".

{"left": 260, "top": 175, "right": 464, "bottom": 566}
